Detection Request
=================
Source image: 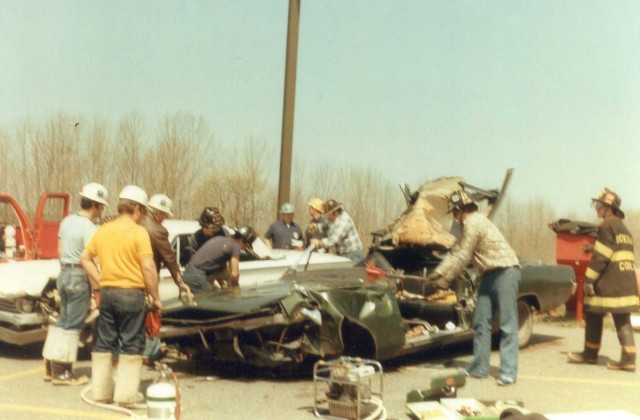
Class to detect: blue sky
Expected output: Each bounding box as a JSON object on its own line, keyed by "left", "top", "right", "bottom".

{"left": 2, "top": 1, "right": 639, "bottom": 218}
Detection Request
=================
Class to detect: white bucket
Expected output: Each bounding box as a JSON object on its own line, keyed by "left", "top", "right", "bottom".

{"left": 146, "top": 382, "right": 176, "bottom": 420}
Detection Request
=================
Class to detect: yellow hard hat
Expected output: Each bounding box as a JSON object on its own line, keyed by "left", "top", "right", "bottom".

{"left": 307, "top": 198, "right": 325, "bottom": 213}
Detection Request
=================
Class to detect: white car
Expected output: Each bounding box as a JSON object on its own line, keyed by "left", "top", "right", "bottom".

{"left": 0, "top": 219, "right": 353, "bottom": 346}
{"left": 159, "top": 219, "right": 354, "bottom": 301}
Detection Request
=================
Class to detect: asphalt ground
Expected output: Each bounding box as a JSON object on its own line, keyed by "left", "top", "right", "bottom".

{"left": 1, "top": 316, "right": 639, "bottom": 420}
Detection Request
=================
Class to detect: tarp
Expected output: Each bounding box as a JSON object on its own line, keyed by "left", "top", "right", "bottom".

{"left": 548, "top": 219, "right": 599, "bottom": 237}
{"left": 389, "top": 177, "right": 461, "bottom": 248}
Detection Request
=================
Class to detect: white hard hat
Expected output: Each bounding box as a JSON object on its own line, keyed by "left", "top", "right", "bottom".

{"left": 118, "top": 185, "right": 148, "bottom": 206}
{"left": 148, "top": 194, "right": 174, "bottom": 217}
{"left": 279, "top": 203, "right": 295, "bottom": 214}
{"left": 79, "top": 182, "right": 109, "bottom": 206}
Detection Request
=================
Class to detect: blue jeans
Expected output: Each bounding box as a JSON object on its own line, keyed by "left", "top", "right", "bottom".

{"left": 183, "top": 263, "right": 213, "bottom": 293}
{"left": 56, "top": 267, "right": 91, "bottom": 331}
{"left": 467, "top": 267, "right": 521, "bottom": 379}
{"left": 342, "top": 249, "right": 364, "bottom": 264}
{"left": 94, "top": 288, "right": 146, "bottom": 355}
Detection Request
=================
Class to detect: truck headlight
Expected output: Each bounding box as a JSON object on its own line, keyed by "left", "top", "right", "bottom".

{"left": 15, "top": 298, "right": 35, "bottom": 313}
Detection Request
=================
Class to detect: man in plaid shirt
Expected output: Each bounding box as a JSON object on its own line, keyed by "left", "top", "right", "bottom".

{"left": 426, "top": 189, "right": 521, "bottom": 386}
{"left": 311, "top": 199, "right": 363, "bottom": 263}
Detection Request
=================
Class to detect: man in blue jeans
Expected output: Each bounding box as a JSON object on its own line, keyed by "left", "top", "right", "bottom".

{"left": 426, "top": 189, "right": 521, "bottom": 386}
{"left": 184, "top": 226, "right": 256, "bottom": 291}
{"left": 81, "top": 185, "right": 162, "bottom": 406}
{"left": 42, "top": 182, "right": 108, "bottom": 386}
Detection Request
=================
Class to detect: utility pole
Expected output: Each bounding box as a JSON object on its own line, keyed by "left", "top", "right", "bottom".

{"left": 277, "top": 0, "right": 300, "bottom": 219}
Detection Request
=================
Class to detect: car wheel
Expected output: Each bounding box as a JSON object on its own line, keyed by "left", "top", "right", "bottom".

{"left": 518, "top": 299, "right": 533, "bottom": 349}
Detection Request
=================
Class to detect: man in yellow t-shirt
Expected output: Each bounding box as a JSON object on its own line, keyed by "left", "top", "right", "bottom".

{"left": 80, "top": 185, "right": 161, "bottom": 406}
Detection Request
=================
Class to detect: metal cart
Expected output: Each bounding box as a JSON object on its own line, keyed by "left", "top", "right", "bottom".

{"left": 313, "top": 357, "right": 384, "bottom": 420}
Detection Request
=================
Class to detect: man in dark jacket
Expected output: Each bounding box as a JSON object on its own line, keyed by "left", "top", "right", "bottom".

{"left": 568, "top": 188, "right": 639, "bottom": 371}
{"left": 183, "top": 226, "right": 256, "bottom": 291}
{"left": 140, "top": 194, "right": 192, "bottom": 302}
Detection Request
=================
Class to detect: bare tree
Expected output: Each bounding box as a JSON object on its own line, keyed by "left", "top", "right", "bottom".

{"left": 495, "top": 198, "right": 557, "bottom": 263}
{"left": 191, "top": 137, "right": 273, "bottom": 233}
{"left": 142, "top": 113, "right": 214, "bottom": 217}
{"left": 6, "top": 116, "right": 83, "bottom": 217}
{"left": 81, "top": 118, "right": 114, "bottom": 191}
{"left": 112, "top": 113, "right": 146, "bottom": 187}
{"left": 0, "top": 128, "right": 9, "bottom": 193}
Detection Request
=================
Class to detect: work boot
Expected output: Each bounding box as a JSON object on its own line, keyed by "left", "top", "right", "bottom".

{"left": 92, "top": 352, "right": 115, "bottom": 403}
{"left": 51, "top": 362, "right": 89, "bottom": 386}
{"left": 566, "top": 351, "right": 597, "bottom": 364}
{"left": 607, "top": 350, "right": 636, "bottom": 372}
{"left": 113, "top": 354, "right": 143, "bottom": 407}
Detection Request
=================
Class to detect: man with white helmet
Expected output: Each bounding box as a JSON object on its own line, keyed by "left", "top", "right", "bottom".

{"left": 80, "top": 185, "right": 161, "bottom": 406}
{"left": 265, "top": 202, "right": 304, "bottom": 250}
{"left": 140, "top": 194, "right": 193, "bottom": 302}
{"left": 42, "top": 182, "right": 108, "bottom": 386}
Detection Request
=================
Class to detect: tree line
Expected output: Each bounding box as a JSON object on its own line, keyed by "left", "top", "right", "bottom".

{"left": 1, "top": 113, "right": 638, "bottom": 265}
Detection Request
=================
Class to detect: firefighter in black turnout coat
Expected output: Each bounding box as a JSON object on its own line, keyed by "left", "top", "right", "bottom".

{"left": 568, "top": 188, "right": 639, "bottom": 371}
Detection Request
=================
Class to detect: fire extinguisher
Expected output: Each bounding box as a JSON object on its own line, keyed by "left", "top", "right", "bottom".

{"left": 146, "top": 363, "right": 180, "bottom": 420}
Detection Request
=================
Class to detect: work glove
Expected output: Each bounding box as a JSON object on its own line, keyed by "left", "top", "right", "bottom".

{"left": 177, "top": 281, "right": 194, "bottom": 305}
{"left": 426, "top": 271, "right": 450, "bottom": 290}
{"left": 583, "top": 282, "right": 595, "bottom": 297}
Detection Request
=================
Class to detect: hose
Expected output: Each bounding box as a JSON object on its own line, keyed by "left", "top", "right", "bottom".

{"left": 362, "top": 396, "right": 387, "bottom": 420}
{"left": 80, "top": 385, "right": 145, "bottom": 419}
{"left": 171, "top": 370, "right": 181, "bottom": 420}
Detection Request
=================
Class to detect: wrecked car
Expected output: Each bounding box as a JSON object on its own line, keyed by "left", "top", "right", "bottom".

{"left": 158, "top": 172, "right": 576, "bottom": 368}
{"left": 368, "top": 170, "right": 576, "bottom": 348}
{"left": 159, "top": 257, "right": 574, "bottom": 368}
{"left": 0, "top": 217, "right": 353, "bottom": 347}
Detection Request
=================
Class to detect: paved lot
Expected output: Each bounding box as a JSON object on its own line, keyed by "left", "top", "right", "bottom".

{"left": 1, "top": 318, "right": 639, "bottom": 419}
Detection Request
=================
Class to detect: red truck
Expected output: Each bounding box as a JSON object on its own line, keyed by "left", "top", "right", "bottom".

{"left": 0, "top": 192, "right": 69, "bottom": 345}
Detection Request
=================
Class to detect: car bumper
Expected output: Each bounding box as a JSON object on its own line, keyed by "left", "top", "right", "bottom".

{"left": 0, "top": 310, "right": 49, "bottom": 346}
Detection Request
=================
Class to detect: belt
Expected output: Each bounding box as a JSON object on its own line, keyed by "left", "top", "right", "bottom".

{"left": 61, "top": 263, "right": 82, "bottom": 269}
{"left": 483, "top": 265, "right": 517, "bottom": 276}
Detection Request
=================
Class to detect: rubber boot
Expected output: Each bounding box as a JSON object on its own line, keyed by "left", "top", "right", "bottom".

{"left": 607, "top": 348, "right": 636, "bottom": 372}
{"left": 113, "top": 354, "right": 143, "bottom": 407}
{"left": 608, "top": 315, "right": 637, "bottom": 372}
{"left": 50, "top": 329, "right": 88, "bottom": 385}
{"left": 42, "top": 325, "right": 59, "bottom": 381}
{"left": 567, "top": 348, "right": 598, "bottom": 364}
{"left": 92, "top": 352, "right": 115, "bottom": 403}
{"left": 567, "top": 339, "right": 599, "bottom": 364}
